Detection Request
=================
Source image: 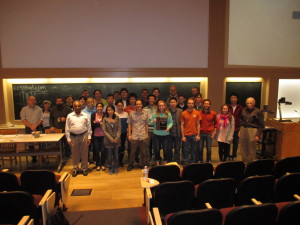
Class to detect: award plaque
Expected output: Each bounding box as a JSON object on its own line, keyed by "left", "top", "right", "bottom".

{"left": 156, "top": 117, "right": 167, "bottom": 130}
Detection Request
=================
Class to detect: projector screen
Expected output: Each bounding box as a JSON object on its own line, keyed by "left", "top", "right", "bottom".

{"left": 228, "top": 0, "right": 300, "bottom": 68}
{"left": 0, "top": 0, "right": 209, "bottom": 68}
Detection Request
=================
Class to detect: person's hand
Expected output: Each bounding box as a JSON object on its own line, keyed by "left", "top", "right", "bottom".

{"left": 238, "top": 131, "right": 240, "bottom": 137}
{"left": 87, "top": 139, "right": 91, "bottom": 145}
{"left": 128, "top": 135, "right": 133, "bottom": 142}
{"left": 211, "top": 133, "right": 215, "bottom": 139}
{"left": 196, "top": 135, "right": 200, "bottom": 141}
{"left": 30, "top": 124, "right": 36, "bottom": 131}
{"left": 60, "top": 117, "right": 66, "bottom": 122}
{"left": 153, "top": 118, "right": 156, "bottom": 123}
{"left": 182, "top": 136, "right": 186, "bottom": 142}
{"left": 50, "top": 127, "right": 55, "bottom": 133}
{"left": 255, "top": 136, "right": 259, "bottom": 142}
{"left": 68, "top": 141, "right": 72, "bottom": 146}
{"left": 165, "top": 128, "right": 170, "bottom": 132}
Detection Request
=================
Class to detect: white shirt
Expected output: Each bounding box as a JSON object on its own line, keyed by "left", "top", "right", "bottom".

{"left": 65, "top": 111, "right": 92, "bottom": 141}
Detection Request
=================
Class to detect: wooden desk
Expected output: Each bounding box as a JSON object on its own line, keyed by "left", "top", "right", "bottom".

{"left": 0, "top": 133, "right": 64, "bottom": 172}
{"left": 266, "top": 119, "right": 300, "bottom": 159}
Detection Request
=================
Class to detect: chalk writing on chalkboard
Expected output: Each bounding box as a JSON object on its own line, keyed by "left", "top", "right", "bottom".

{"left": 13, "top": 82, "right": 200, "bottom": 120}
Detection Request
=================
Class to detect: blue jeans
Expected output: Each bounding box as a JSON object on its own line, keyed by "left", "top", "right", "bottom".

{"left": 168, "top": 135, "right": 181, "bottom": 163}
{"left": 153, "top": 134, "right": 171, "bottom": 162}
{"left": 92, "top": 136, "right": 106, "bottom": 167}
{"left": 107, "top": 146, "right": 119, "bottom": 172}
{"left": 199, "top": 133, "right": 212, "bottom": 162}
{"left": 182, "top": 135, "right": 197, "bottom": 164}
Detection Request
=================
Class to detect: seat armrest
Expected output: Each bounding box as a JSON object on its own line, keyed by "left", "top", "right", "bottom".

{"left": 58, "top": 172, "right": 69, "bottom": 183}
{"left": 251, "top": 198, "right": 262, "bottom": 205}
{"left": 153, "top": 207, "right": 162, "bottom": 225}
{"left": 205, "top": 202, "right": 212, "bottom": 209}
{"left": 294, "top": 194, "right": 300, "bottom": 200}
{"left": 39, "top": 189, "right": 53, "bottom": 206}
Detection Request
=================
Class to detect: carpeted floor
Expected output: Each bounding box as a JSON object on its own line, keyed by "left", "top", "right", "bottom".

{"left": 65, "top": 207, "right": 147, "bottom": 225}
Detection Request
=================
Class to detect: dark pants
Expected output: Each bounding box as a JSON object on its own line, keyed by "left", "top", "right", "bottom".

{"left": 92, "top": 136, "right": 106, "bottom": 167}
{"left": 218, "top": 142, "right": 230, "bottom": 161}
{"left": 118, "top": 132, "right": 127, "bottom": 166}
{"left": 168, "top": 135, "right": 181, "bottom": 162}
{"left": 129, "top": 139, "right": 147, "bottom": 166}
{"left": 231, "top": 130, "right": 240, "bottom": 157}
{"left": 199, "top": 133, "right": 212, "bottom": 162}
{"left": 153, "top": 134, "right": 170, "bottom": 162}
{"left": 182, "top": 135, "right": 197, "bottom": 164}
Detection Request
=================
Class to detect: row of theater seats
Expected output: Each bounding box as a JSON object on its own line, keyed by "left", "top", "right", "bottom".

{"left": 151, "top": 200, "right": 300, "bottom": 225}
{"left": 145, "top": 156, "right": 300, "bottom": 225}
{"left": 148, "top": 156, "right": 300, "bottom": 187}
{"left": 0, "top": 170, "right": 70, "bottom": 225}
{"left": 147, "top": 172, "right": 300, "bottom": 215}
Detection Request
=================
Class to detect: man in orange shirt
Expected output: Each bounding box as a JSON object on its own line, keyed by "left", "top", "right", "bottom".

{"left": 180, "top": 98, "right": 201, "bottom": 165}
{"left": 199, "top": 99, "right": 217, "bottom": 163}
{"left": 124, "top": 93, "right": 137, "bottom": 114}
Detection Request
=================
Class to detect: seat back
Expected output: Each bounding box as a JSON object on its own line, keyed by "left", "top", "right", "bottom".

{"left": 274, "top": 156, "right": 300, "bottom": 178}
{"left": 214, "top": 161, "right": 245, "bottom": 183}
{"left": 276, "top": 201, "right": 300, "bottom": 225}
{"left": 0, "top": 172, "right": 20, "bottom": 191}
{"left": 182, "top": 163, "right": 213, "bottom": 185}
{"left": 224, "top": 203, "right": 278, "bottom": 225}
{"left": 244, "top": 159, "right": 275, "bottom": 177}
{"left": 20, "top": 170, "right": 58, "bottom": 196}
{"left": 152, "top": 181, "right": 194, "bottom": 217}
{"left": 274, "top": 172, "right": 300, "bottom": 202}
{"left": 166, "top": 208, "right": 222, "bottom": 225}
{"left": 0, "top": 191, "right": 36, "bottom": 225}
{"left": 148, "top": 165, "right": 181, "bottom": 183}
{"left": 196, "top": 178, "right": 236, "bottom": 209}
{"left": 235, "top": 175, "right": 275, "bottom": 206}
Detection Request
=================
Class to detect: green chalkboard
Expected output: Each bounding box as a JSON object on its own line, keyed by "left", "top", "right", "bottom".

{"left": 225, "top": 82, "right": 262, "bottom": 108}
{"left": 13, "top": 82, "right": 200, "bottom": 120}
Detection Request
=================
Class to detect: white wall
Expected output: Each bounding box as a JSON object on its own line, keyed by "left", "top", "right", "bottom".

{"left": 228, "top": 0, "right": 300, "bottom": 67}
{"left": 0, "top": 0, "right": 209, "bottom": 68}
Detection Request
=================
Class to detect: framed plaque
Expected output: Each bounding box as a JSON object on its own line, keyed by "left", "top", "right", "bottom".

{"left": 156, "top": 117, "right": 167, "bottom": 130}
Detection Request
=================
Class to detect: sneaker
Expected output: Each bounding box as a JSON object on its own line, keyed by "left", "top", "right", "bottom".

{"left": 96, "top": 166, "right": 101, "bottom": 171}
{"left": 82, "top": 170, "right": 88, "bottom": 176}
{"left": 109, "top": 170, "right": 113, "bottom": 175}
{"left": 101, "top": 166, "right": 106, "bottom": 171}
{"left": 127, "top": 165, "right": 133, "bottom": 171}
{"left": 114, "top": 169, "right": 118, "bottom": 175}
{"left": 72, "top": 170, "right": 78, "bottom": 177}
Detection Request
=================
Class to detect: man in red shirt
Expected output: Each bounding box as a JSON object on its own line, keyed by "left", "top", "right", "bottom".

{"left": 199, "top": 99, "right": 217, "bottom": 163}
{"left": 180, "top": 98, "right": 201, "bottom": 165}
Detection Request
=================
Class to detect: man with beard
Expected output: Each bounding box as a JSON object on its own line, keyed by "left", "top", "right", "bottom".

{"left": 50, "top": 97, "right": 72, "bottom": 157}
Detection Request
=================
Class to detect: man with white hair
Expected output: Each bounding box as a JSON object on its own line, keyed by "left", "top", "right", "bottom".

{"left": 239, "top": 97, "right": 264, "bottom": 163}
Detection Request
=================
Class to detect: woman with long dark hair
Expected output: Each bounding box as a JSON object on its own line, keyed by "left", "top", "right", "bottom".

{"left": 215, "top": 104, "right": 235, "bottom": 161}
{"left": 102, "top": 105, "right": 121, "bottom": 174}
{"left": 91, "top": 103, "right": 106, "bottom": 171}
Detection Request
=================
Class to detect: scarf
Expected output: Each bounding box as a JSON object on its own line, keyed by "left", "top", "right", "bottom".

{"left": 217, "top": 113, "right": 230, "bottom": 131}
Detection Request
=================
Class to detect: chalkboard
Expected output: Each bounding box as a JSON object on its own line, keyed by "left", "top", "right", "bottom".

{"left": 225, "top": 82, "right": 262, "bottom": 108}
{"left": 13, "top": 82, "right": 200, "bottom": 120}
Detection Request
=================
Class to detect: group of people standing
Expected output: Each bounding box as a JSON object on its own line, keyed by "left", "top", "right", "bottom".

{"left": 19, "top": 85, "right": 264, "bottom": 177}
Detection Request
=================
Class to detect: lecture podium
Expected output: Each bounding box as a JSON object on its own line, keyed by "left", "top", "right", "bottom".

{"left": 266, "top": 119, "right": 300, "bottom": 160}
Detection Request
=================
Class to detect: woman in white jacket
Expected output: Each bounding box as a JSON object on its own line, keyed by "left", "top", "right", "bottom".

{"left": 215, "top": 104, "right": 235, "bottom": 161}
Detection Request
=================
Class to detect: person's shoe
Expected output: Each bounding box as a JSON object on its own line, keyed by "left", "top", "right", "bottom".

{"left": 72, "top": 170, "right": 78, "bottom": 177}
{"left": 82, "top": 170, "right": 88, "bottom": 176}
{"left": 127, "top": 165, "right": 133, "bottom": 171}
{"left": 101, "top": 166, "right": 106, "bottom": 171}
{"left": 114, "top": 169, "right": 118, "bottom": 175}
{"left": 109, "top": 170, "right": 113, "bottom": 175}
{"left": 96, "top": 166, "right": 101, "bottom": 171}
